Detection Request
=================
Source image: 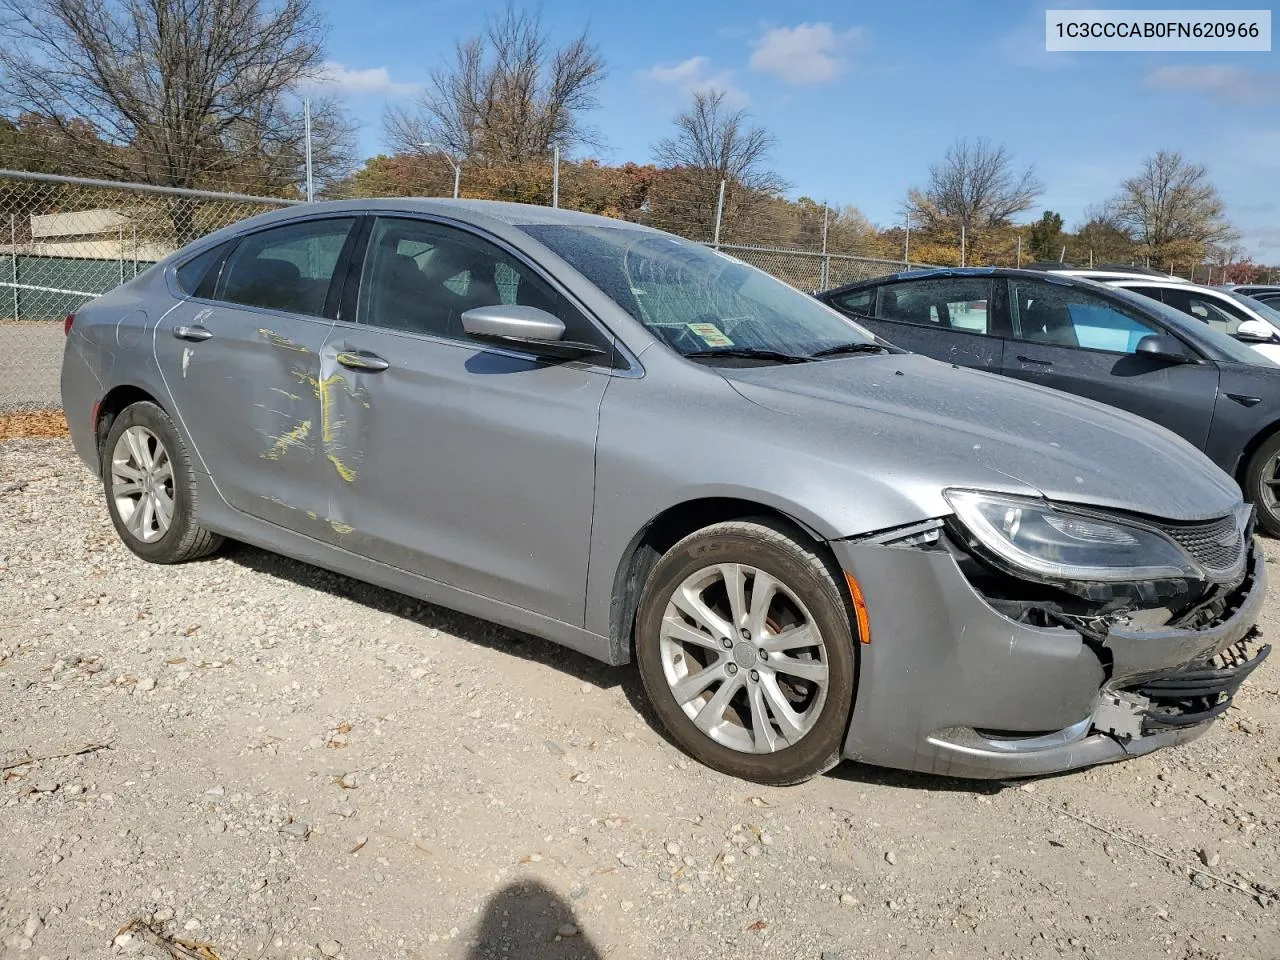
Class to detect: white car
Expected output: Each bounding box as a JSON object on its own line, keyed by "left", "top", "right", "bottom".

{"left": 1101, "top": 278, "right": 1280, "bottom": 364}
{"left": 1033, "top": 265, "right": 1192, "bottom": 285}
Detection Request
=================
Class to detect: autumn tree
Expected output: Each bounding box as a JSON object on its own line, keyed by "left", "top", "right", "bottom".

{"left": 906, "top": 138, "right": 1042, "bottom": 250}
{"left": 648, "top": 89, "right": 786, "bottom": 241}
{"left": 1066, "top": 205, "right": 1137, "bottom": 265}
{"left": 1112, "top": 151, "right": 1236, "bottom": 267}
{"left": 385, "top": 4, "right": 604, "bottom": 168}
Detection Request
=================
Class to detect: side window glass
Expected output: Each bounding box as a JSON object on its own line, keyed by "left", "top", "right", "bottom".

{"left": 831, "top": 289, "right": 872, "bottom": 316}
{"left": 175, "top": 241, "right": 229, "bottom": 297}
{"left": 875, "top": 278, "right": 992, "bottom": 334}
{"left": 358, "top": 217, "right": 604, "bottom": 347}
{"left": 217, "top": 218, "right": 355, "bottom": 316}
{"left": 1013, "top": 281, "right": 1159, "bottom": 353}
{"left": 1161, "top": 289, "right": 1244, "bottom": 335}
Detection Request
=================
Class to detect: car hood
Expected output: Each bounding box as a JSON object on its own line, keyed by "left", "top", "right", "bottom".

{"left": 722, "top": 353, "right": 1241, "bottom": 523}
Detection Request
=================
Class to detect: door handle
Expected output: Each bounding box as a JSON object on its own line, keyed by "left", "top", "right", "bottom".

{"left": 173, "top": 325, "right": 213, "bottom": 342}
{"left": 336, "top": 350, "right": 390, "bottom": 372}
{"left": 1016, "top": 354, "right": 1052, "bottom": 366}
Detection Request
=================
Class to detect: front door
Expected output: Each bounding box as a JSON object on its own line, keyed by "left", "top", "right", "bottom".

{"left": 1001, "top": 277, "right": 1220, "bottom": 450}
{"left": 154, "top": 215, "right": 358, "bottom": 531}
{"left": 319, "top": 215, "right": 615, "bottom": 625}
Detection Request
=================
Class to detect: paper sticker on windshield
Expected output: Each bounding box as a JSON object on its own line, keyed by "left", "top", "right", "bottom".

{"left": 687, "top": 322, "right": 734, "bottom": 347}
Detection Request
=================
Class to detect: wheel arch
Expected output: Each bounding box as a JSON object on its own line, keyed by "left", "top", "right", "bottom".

{"left": 94, "top": 385, "right": 166, "bottom": 467}
{"left": 606, "top": 496, "right": 835, "bottom": 665}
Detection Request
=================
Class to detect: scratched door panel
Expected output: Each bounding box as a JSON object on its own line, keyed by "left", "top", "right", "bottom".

{"left": 154, "top": 300, "right": 338, "bottom": 533}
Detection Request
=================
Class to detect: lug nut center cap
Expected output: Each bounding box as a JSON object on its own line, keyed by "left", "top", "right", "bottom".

{"left": 732, "top": 641, "right": 758, "bottom": 669}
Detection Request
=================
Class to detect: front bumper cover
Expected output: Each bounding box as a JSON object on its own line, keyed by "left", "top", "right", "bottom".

{"left": 830, "top": 537, "right": 1267, "bottom": 779}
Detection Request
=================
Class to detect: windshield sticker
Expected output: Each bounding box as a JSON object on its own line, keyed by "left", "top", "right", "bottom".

{"left": 687, "top": 322, "right": 734, "bottom": 347}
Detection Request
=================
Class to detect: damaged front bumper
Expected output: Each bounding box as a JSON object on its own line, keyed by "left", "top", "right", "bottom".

{"left": 829, "top": 534, "right": 1269, "bottom": 779}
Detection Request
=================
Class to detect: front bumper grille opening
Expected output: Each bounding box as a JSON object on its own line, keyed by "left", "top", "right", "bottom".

{"left": 1136, "top": 632, "right": 1270, "bottom": 733}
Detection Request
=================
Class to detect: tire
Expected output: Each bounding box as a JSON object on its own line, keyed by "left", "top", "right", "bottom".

{"left": 101, "top": 401, "right": 223, "bottom": 563}
{"left": 635, "top": 518, "right": 857, "bottom": 785}
{"left": 1245, "top": 432, "right": 1280, "bottom": 538}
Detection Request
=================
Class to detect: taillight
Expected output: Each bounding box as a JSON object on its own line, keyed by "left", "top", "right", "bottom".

{"left": 64, "top": 313, "right": 75, "bottom": 336}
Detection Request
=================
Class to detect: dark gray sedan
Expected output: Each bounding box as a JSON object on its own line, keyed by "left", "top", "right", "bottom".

{"left": 60, "top": 203, "right": 1267, "bottom": 783}
{"left": 819, "top": 268, "right": 1280, "bottom": 536}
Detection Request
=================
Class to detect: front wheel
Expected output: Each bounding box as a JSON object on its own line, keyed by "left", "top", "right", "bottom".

{"left": 1245, "top": 433, "right": 1280, "bottom": 537}
{"left": 634, "top": 519, "right": 857, "bottom": 785}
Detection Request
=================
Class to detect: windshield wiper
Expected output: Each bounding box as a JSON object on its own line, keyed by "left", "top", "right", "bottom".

{"left": 684, "top": 348, "right": 813, "bottom": 364}
{"left": 809, "top": 342, "right": 890, "bottom": 358}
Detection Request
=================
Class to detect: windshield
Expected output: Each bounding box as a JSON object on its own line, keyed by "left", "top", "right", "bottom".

{"left": 520, "top": 224, "right": 880, "bottom": 359}
{"left": 1227, "top": 290, "right": 1280, "bottom": 326}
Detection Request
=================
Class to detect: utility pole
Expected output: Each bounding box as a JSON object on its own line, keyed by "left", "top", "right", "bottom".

{"left": 904, "top": 212, "right": 910, "bottom": 266}
{"left": 552, "top": 146, "right": 560, "bottom": 208}
{"left": 713, "top": 179, "right": 726, "bottom": 249}
{"left": 303, "top": 98, "right": 314, "bottom": 202}
{"left": 1016, "top": 236, "right": 1022, "bottom": 268}
{"left": 960, "top": 224, "right": 966, "bottom": 268}
{"left": 820, "top": 202, "right": 830, "bottom": 290}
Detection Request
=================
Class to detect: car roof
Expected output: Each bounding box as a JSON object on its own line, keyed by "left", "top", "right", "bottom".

{"left": 177, "top": 196, "right": 660, "bottom": 258}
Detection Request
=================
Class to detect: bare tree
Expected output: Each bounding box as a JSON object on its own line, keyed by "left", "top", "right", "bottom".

{"left": 905, "top": 138, "right": 1043, "bottom": 239}
{"left": 652, "top": 89, "right": 785, "bottom": 194}
{"left": 385, "top": 4, "right": 604, "bottom": 165}
{"left": 1112, "top": 150, "right": 1237, "bottom": 266}
{"left": 647, "top": 89, "right": 787, "bottom": 241}
{"left": 0, "top": 0, "right": 354, "bottom": 202}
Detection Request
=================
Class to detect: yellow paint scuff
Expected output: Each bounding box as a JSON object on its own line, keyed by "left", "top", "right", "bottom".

{"left": 260, "top": 420, "right": 312, "bottom": 461}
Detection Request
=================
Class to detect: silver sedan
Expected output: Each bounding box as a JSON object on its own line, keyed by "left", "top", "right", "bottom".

{"left": 61, "top": 199, "right": 1268, "bottom": 783}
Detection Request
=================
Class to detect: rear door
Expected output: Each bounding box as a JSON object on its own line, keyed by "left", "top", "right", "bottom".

{"left": 1001, "top": 277, "right": 1220, "bottom": 449}
{"left": 827, "top": 276, "right": 1005, "bottom": 370}
{"left": 155, "top": 215, "right": 359, "bottom": 531}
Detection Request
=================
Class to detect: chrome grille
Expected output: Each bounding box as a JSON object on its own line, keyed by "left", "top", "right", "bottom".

{"left": 1156, "top": 514, "right": 1245, "bottom": 574}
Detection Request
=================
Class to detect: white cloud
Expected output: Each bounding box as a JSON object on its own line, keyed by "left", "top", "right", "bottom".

{"left": 643, "top": 56, "right": 750, "bottom": 106}
{"left": 748, "top": 23, "right": 862, "bottom": 85}
{"left": 1144, "top": 65, "right": 1280, "bottom": 105}
{"left": 313, "top": 62, "right": 419, "bottom": 96}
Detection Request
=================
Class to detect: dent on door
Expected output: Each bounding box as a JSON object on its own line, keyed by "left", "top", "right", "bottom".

{"left": 248, "top": 325, "right": 370, "bottom": 538}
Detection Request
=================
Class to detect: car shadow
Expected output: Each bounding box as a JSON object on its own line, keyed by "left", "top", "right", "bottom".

{"left": 223, "top": 541, "right": 1012, "bottom": 796}
{"left": 222, "top": 540, "right": 632, "bottom": 693}
{"left": 467, "top": 880, "right": 602, "bottom": 960}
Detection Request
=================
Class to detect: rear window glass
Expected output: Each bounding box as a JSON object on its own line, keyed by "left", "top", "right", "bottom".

{"left": 175, "top": 242, "right": 228, "bottom": 296}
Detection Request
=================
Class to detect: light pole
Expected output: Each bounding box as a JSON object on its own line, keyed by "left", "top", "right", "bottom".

{"left": 419, "top": 142, "right": 460, "bottom": 199}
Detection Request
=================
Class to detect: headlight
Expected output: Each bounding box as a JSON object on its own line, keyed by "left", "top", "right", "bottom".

{"left": 943, "top": 489, "right": 1199, "bottom": 583}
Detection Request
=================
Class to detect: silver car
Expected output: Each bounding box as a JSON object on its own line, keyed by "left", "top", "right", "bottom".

{"left": 60, "top": 200, "right": 1269, "bottom": 784}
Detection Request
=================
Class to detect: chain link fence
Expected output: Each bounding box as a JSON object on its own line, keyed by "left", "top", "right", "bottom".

{"left": 714, "top": 243, "right": 928, "bottom": 293}
{"left": 1, "top": 170, "right": 295, "bottom": 413}
{"left": 0, "top": 168, "right": 923, "bottom": 416}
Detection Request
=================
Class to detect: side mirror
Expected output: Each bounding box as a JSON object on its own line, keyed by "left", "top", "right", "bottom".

{"left": 1135, "top": 334, "right": 1196, "bottom": 364}
{"left": 1235, "top": 319, "right": 1277, "bottom": 344}
{"left": 460, "top": 305, "right": 606, "bottom": 360}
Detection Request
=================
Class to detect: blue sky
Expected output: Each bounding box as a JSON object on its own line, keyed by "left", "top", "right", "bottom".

{"left": 314, "top": 0, "right": 1280, "bottom": 259}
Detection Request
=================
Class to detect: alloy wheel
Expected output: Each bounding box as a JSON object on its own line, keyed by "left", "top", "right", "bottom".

{"left": 659, "top": 562, "right": 830, "bottom": 754}
{"left": 110, "top": 425, "right": 175, "bottom": 543}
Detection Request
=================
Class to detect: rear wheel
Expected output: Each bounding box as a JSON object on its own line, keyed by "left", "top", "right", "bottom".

{"left": 1245, "top": 433, "right": 1280, "bottom": 537}
{"left": 635, "top": 519, "right": 857, "bottom": 785}
{"left": 102, "top": 401, "right": 223, "bottom": 563}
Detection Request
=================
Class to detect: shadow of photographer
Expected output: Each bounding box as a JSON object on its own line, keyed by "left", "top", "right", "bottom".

{"left": 467, "top": 879, "right": 603, "bottom": 960}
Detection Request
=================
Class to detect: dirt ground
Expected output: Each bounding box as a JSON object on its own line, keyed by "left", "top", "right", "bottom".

{"left": 2, "top": 437, "right": 1279, "bottom": 960}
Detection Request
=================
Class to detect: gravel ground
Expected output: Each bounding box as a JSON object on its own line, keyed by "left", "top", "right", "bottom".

{"left": 2, "top": 437, "right": 1280, "bottom": 960}
{"left": 0, "top": 324, "right": 63, "bottom": 413}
